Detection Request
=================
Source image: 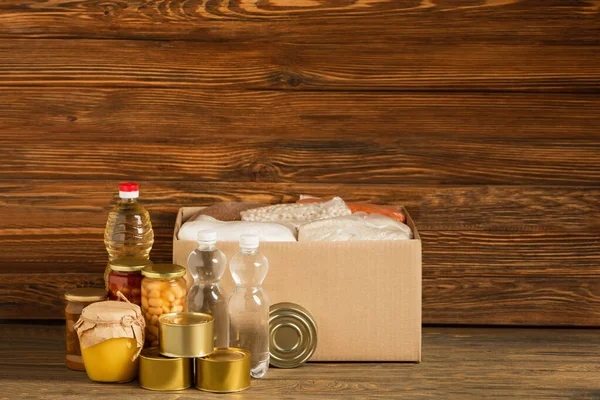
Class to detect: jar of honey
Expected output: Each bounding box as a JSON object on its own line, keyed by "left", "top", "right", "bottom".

{"left": 141, "top": 264, "right": 187, "bottom": 347}
{"left": 74, "top": 300, "right": 145, "bottom": 383}
{"left": 64, "top": 288, "right": 107, "bottom": 371}
{"left": 107, "top": 258, "right": 152, "bottom": 306}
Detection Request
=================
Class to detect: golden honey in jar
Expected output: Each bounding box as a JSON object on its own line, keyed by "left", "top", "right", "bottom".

{"left": 141, "top": 264, "right": 187, "bottom": 347}
{"left": 64, "top": 288, "right": 107, "bottom": 371}
{"left": 107, "top": 258, "right": 152, "bottom": 306}
{"left": 74, "top": 300, "right": 145, "bottom": 383}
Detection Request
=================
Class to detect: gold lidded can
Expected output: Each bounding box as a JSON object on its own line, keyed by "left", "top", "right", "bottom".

{"left": 139, "top": 347, "right": 192, "bottom": 391}
{"left": 269, "top": 302, "right": 318, "bottom": 368}
{"left": 159, "top": 312, "right": 214, "bottom": 358}
{"left": 195, "top": 348, "right": 251, "bottom": 393}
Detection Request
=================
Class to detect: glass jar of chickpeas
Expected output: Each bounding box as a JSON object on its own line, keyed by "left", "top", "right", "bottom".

{"left": 107, "top": 258, "right": 153, "bottom": 307}
{"left": 141, "top": 264, "right": 187, "bottom": 347}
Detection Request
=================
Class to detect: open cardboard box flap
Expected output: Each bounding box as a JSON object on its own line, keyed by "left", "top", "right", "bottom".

{"left": 173, "top": 205, "right": 421, "bottom": 362}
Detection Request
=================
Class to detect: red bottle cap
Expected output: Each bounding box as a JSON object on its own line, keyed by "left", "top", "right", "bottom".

{"left": 119, "top": 182, "right": 139, "bottom": 192}
{"left": 119, "top": 182, "right": 140, "bottom": 199}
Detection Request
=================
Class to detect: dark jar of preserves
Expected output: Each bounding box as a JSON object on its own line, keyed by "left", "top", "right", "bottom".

{"left": 64, "top": 288, "right": 107, "bottom": 371}
{"left": 107, "top": 258, "right": 152, "bottom": 306}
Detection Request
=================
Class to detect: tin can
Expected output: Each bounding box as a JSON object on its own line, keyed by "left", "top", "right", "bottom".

{"left": 159, "top": 312, "right": 214, "bottom": 358}
{"left": 195, "top": 348, "right": 251, "bottom": 393}
{"left": 269, "top": 302, "right": 318, "bottom": 368}
{"left": 139, "top": 347, "right": 192, "bottom": 391}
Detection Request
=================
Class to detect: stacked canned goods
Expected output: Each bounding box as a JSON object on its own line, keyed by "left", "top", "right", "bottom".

{"left": 139, "top": 311, "right": 251, "bottom": 393}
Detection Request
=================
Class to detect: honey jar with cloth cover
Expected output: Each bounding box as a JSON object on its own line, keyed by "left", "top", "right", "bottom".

{"left": 74, "top": 294, "right": 145, "bottom": 383}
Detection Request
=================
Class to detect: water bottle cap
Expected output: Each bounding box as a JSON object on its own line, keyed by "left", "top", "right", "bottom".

{"left": 239, "top": 234, "right": 259, "bottom": 249}
{"left": 119, "top": 182, "right": 139, "bottom": 199}
{"left": 197, "top": 230, "right": 217, "bottom": 244}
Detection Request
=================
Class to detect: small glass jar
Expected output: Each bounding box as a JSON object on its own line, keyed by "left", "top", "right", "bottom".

{"left": 107, "top": 258, "right": 152, "bottom": 306}
{"left": 64, "top": 288, "right": 107, "bottom": 371}
{"left": 141, "top": 264, "right": 188, "bottom": 347}
{"left": 74, "top": 300, "right": 145, "bottom": 383}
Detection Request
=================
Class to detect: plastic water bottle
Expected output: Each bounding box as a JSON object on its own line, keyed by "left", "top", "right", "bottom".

{"left": 187, "top": 230, "right": 229, "bottom": 348}
{"left": 229, "top": 234, "right": 270, "bottom": 378}
{"left": 104, "top": 182, "right": 154, "bottom": 260}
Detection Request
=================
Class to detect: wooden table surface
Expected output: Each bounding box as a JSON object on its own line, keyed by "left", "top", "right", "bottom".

{"left": 1, "top": 324, "right": 598, "bottom": 399}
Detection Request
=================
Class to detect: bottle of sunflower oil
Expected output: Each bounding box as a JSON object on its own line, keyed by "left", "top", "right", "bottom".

{"left": 104, "top": 182, "right": 154, "bottom": 261}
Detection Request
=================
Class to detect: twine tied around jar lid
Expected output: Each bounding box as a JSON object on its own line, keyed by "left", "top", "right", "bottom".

{"left": 74, "top": 291, "right": 146, "bottom": 360}
{"left": 114, "top": 291, "right": 142, "bottom": 329}
{"left": 119, "top": 314, "right": 138, "bottom": 329}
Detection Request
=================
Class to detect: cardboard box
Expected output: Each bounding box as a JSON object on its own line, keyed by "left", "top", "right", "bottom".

{"left": 173, "top": 206, "right": 421, "bottom": 362}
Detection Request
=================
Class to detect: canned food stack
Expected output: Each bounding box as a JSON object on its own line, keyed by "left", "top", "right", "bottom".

{"left": 63, "top": 182, "right": 320, "bottom": 393}
{"left": 140, "top": 312, "right": 252, "bottom": 393}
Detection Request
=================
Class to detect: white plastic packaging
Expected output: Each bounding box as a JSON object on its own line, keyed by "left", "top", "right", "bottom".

{"left": 178, "top": 216, "right": 296, "bottom": 242}
{"left": 298, "top": 213, "right": 413, "bottom": 242}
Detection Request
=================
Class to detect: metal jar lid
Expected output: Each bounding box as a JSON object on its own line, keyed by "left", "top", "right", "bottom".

{"left": 142, "top": 263, "right": 186, "bottom": 279}
{"left": 269, "top": 302, "right": 318, "bottom": 368}
{"left": 195, "top": 348, "right": 251, "bottom": 393}
{"left": 139, "top": 347, "right": 193, "bottom": 391}
{"left": 64, "top": 288, "right": 107, "bottom": 302}
{"left": 108, "top": 258, "right": 153, "bottom": 272}
{"left": 159, "top": 312, "right": 214, "bottom": 358}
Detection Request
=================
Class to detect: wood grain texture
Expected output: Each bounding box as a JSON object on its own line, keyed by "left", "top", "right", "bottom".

{"left": 0, "top": 40, "right": 598, "bottom": 91}
{"left": 2, "top": 89, "right": 599, "bottom": 139}
{"left": 423, "top": 278, "right": 600, "bottom": 326}
{"left": 2, "top": 90, "right": 598, "bottom": 185}
{"left": 0, "top": 0, "right": 598, "bottom": 45}
{"left": 0, "top": 274, "right": 104, "bottom": 319}
{"left": 1, "top": 324, "right": 600, "bottom": 399}
{"left": 6, "top": 139, "right": 600, "bottom": 185}
{"left": 3, "top": 135, "right": 599, "bottom": 185}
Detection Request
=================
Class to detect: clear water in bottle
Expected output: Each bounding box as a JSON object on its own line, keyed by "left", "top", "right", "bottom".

{"left": 187, "top": 230, "right": 229, "bottom": 348}
{"left": 104, "top": 182, "right": 154, "bottom": 261}
{"left": 229, "top": 234, "right": 270, "bottom": 378}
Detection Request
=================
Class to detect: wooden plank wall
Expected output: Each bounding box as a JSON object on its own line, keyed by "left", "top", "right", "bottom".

{"left": 0, "top": 0, "right": 599, "bottom": 325}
